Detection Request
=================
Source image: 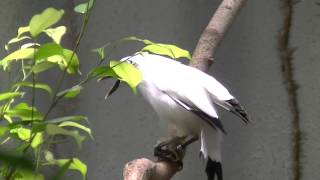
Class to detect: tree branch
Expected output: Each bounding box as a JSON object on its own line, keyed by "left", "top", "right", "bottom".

{"left": 190, "top": 0, "right": 248, "bottom": 72}
{"left": 123, "top": 0, "right": 248, "bottom": 179}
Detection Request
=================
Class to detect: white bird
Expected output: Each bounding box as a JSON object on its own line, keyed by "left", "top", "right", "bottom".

{"left": 120, "top": 52, "right": 249, "bottom": 180}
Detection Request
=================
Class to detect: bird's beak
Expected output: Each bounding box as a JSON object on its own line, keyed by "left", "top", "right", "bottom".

{"left": 105, "top": 80, "right": 121, "bottom": 100}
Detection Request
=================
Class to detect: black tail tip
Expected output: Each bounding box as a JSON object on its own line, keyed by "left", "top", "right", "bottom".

{"left": 205, "top": 158, "right": 223, "bottom": 180}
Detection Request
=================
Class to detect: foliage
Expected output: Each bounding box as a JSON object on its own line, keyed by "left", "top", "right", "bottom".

{"left": 0, "top": 0, "right": 94, "bottom": 179}
{"left": 0, "top": 0, "right": 191, "bottom": 179}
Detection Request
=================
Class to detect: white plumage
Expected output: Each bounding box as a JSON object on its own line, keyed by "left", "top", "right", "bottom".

{"left": 122, "top": 52, "right": 249, "bottom": 180}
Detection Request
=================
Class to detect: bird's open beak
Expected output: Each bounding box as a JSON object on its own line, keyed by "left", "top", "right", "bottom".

{"left": 105, "top": 80, "right": 121, "bottom": 100}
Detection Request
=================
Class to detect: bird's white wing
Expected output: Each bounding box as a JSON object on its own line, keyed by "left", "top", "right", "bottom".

{"left": 184, "top": 65, "right": 249, "bottom": 123}
{"left": 143, "top": 61, "right": 226, "bottom": 133}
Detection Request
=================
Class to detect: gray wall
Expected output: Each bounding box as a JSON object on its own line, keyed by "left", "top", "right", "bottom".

{"left": 0, "top": 0, "right": 319, "bottom": 179}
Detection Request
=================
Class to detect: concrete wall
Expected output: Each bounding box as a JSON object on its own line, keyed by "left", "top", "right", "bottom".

{"left": 0, "top": 0, "right": 318, "bottom": 179}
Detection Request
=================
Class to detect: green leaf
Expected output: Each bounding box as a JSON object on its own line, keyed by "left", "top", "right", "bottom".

{"left": 34, "top": 42, "right": 63, "bottom": 60}
{"left": 1, "top": 48, "right": 35, "bottom": 62}
{"left": 17, "top": 26, "right": 31, "bottom": 38}
{"left": 9, "top": 127, "right": 43, "bottom": 148}
{"left": 47, "top": 116, "right": 88, "bottom": 124}
{"left": 7, "top": 36, "right": 31, "bottom": 45}
{"left": 29, "top": 8, "right": 64, "bottom": 38}
{"left": 141, "top": 43, "right": 191, "bottom": 60}
{"left": 46, "top": 124, "right": 86, "bottom": 148}
{"left": 0, "top": 92, "right": 23, "bottom": 101}
{"left": 0, "top": 151, "right": 35, "bottom": 171}
{"left": 110, "top": 60, "right": 142, "bottom": 93}
{"left": 122, "top": 36, "right": 153, "bottom": 45}
{"left": 91, "top": 47, "right": 105, "bottom": 60}
{"left": 32, "top": 61, "right": 56, "bottom": 74}
{"left": 57, "top": 85, "right": 83, "bottom": 98}
{"left": 15, "top": 170, "right": 44, "bottom": 180}
{"left": 61, "top": 49, "right": 80, "bottom": 74}
{"left": 74, "top": 0, "right": 95, "bottom": 14}
{"left": 46, "top": 157, "right": 87, "bottom": 180}
{"left": 13, "top": 82, "right": 52, "bottom": 95}
{"left": 88, "top": 66, "right": 118, "bottom": 80}
{"left": 59, "top": 121, "right": 92, "bottom": 139}
{"left": 44, "top": 26, "right": 67, "bottom": 44}
{"left": 6, "top": 103, "right": 43, "bottom": 121}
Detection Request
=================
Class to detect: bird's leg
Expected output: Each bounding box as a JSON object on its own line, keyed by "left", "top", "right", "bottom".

{"left": 154, "top": 135, "right": 199, "bottom": 169}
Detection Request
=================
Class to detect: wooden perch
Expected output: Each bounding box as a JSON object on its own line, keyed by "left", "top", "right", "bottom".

{"left": 123, "top": 0, "right": 248, "bottom": 179}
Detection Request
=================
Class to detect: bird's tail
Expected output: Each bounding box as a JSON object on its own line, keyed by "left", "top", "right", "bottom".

{"left": 206, "top": 158, "right": 223, "bottom": 180}
{"left": 200, "top": 126, "right": 223, "bottom": 180}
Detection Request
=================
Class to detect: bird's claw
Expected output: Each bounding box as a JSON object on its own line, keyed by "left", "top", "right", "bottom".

{"left": 153, "top": 137, "right": 186, "bottom": 170}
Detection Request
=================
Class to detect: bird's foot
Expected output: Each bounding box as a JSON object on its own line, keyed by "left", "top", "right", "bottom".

{"left": 154, "top": 136, "right": 185, "bottom": 169}
{"left": 153, "top": 136, "right": 198, "bottom": 170}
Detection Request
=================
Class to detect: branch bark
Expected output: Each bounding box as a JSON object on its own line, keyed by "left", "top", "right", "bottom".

{"left": 123, "top": 0, "right": 248, "bottom": 179}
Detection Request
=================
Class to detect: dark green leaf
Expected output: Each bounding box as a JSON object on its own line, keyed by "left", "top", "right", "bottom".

{"left": 88, "top": 66, "right": 118, "bottom": 80}
{"left": 141, "top": 43, "right": 191, "bottom": 60}
{"left": 32, "top": 61, "right": 56, "bottom": 73}
{"left": 29, "top": 8, "right": 64, "bottom": 37}
{"left": 57, "top": 85, "right": 83, "bottom": 98}
{"left": 35, "top": 43, "right": 63, "bottom": 60}
{"left": 0, "top": 151, "right": 34, "bottom": 170}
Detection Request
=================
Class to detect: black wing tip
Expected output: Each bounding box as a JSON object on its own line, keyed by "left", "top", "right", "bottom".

{"left": 206, "top": 158, "right": 223, "bottom": 180}
{"left": 226, "top": 99, "right": 250, "bottom": 123}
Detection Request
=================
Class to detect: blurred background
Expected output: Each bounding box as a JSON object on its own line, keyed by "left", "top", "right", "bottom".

{"left": 0, "top": 0, "right": 319, "bottom": 179}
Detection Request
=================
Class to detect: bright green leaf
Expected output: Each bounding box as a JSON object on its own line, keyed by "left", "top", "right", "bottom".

{"left": 9, "top": 127, "right": 43, "bottom": 148}
{"left": 1, "top": 48, "right": 35, "bottom": 62}
{"left": 7, "top": 36, "right": 31, "bottom": 45}
{"left": 35, "top": 43, "right": 63, "bottom": 61}
{"left": 29, "top": 8, "right": 64, "bottom": 38}
{"left": 141, "top": 43, "right": 191, "bottom": 60}
{"left": 110, "top": 60, "right": 142, "bottom": 93}
{"left": 13, "top": 82, "right": 52, "bottom": 95}
{"left": 47, "top": 116, "right": 88, "bottom": 124}
{"left": 59, "top": 121, "right": 92, "bottom": 139}
{"left": 61, "top": 49, "right": 80, "bottom": 74}
{"left": 44, "top": 26, "right": 67, "bottom": 44}
{"left": 74, "top": 0, "right": 95, "bottom": 14}
{"left": 17, "top": 26, "right": 30, "bottom": 38}
{"left": 0, "top": 92, "right": 23, "bottom": 101}
{"left": 57, "top": 85, "right": 83, "bottom": 98}
{"left": 46, "top": 124, "right": 86, "bottom": 148}
{"left": 6, "top": 103, "right": 43, "bottom": 121}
